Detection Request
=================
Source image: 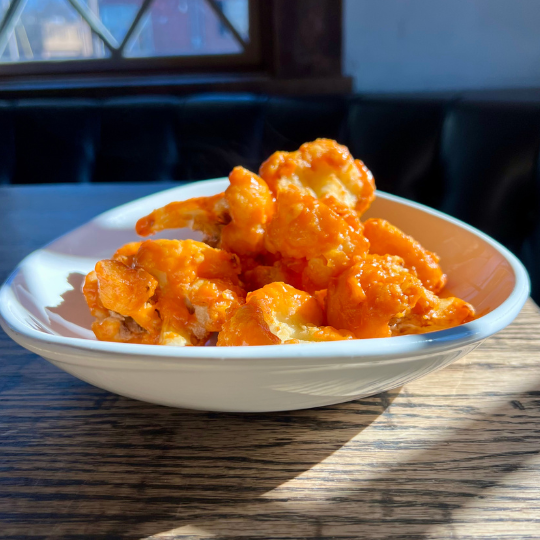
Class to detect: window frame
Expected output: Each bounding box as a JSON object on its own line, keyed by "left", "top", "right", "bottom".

{"left": 0, "top": 0, "right": 262, "bottom": 79}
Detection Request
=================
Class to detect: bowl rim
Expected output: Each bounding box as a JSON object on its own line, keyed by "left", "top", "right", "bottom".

{"left": 0, "top": 181, "right": 531, "bottom": 364}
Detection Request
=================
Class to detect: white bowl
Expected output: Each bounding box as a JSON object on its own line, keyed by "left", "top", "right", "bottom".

{"left": 0, "top": 179, "right": 530, "bottom": 412}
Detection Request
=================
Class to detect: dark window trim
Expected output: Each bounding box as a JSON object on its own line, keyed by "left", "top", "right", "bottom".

{"left": 0, "top": 51, "right": 262, "bottom": 78}
{"left": 0, "top": 74, "right": 353, "bottom": 99}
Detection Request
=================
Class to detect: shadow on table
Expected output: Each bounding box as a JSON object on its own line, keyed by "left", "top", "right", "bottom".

{"left": 2, "top": 373, "right": 539, "bottom": 539}
{"left": 1, "top": 388, "right": 396, "bottom": 539}
{"left": 168, "top": 386, "right": 539, "bottom": 540}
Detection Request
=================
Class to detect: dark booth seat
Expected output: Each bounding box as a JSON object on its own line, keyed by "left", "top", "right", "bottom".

{"left": 0, "top": 93, "right": 538, "bottom": 302}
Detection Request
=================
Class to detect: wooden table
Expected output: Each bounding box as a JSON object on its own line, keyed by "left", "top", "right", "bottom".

{"left": 1, "top": 184, "right": 540, "bottom": 540}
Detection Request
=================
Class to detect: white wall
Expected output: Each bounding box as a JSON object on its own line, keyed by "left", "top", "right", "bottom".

{"left": 344, "top": 0, "right": 540, "bottom": 93}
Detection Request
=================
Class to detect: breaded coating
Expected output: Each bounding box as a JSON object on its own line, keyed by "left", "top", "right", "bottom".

{"left": 242, "top": 257, "right": 305, "bottom": 292}
{"left": 83, "top": 261, "right": 160, "bottom": 345}
{"left": 83, "top": 239, "right": 245, "bottom": 346}
{"left": 327, "top": 255, "right": 426, "bottom": 339}
{"left": 327, "top": 254, "right": 474, "bottom": 339}
{"left": 136, "top": 167, "right": 274, "bottom": 256}
{"left": 217, "top": 282, "right": 354, "bottom": 346}
{"left": 391, "top": 291, "right": 475, "bottom": 335}
{"left": 265, "top": 186, "right": 369, "bottom": 291}
{"left": 136, "top": 192, "right": 228, "bottom": 247}
{"left": 220, "top": 166, "right": 275, "bottom": 256}
{"left": 363, "top": 218, "right": 447, "bottom": 293}
{"left": 260, "top": 138, "right": 375, "bottom": 215}
{"left": 112, "top": 242, "right": 143, "bottom": 267}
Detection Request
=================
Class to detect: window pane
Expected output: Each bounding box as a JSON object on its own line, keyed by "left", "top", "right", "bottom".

{"left": 125, "top": 0, "right": 245, "bottom": 58}
{"left": 0, "top": 0, "right": 110, "bottom": 63}
{"left": 0, "top": 0, "right": 9, "bottom": 23}
{"left": 83, "top": 0, "right": 143, "bottom": 43}
{"left": 219, "top": 0, "right": 248, "bottom": 42}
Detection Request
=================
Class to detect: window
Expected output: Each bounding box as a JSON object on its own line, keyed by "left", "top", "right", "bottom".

{"left": 0, "top": 0, "right": 257, "bottom": 75}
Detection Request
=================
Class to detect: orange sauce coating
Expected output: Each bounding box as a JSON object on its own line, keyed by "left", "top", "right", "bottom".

{"left": 84, "top": 139, "right": 474, "bottom": 346}
{"left": 83, "top": 239, "right": 245, "bottom": 346}
{"left": 217, "top": 282, "right": 353, "bottom": 346}
{"left": 363, "top": 218, "right": 447, "bottom": 293}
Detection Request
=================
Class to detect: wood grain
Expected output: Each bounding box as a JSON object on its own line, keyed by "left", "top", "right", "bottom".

{"left": 1, "top": 185, "right": 540, "bottom": 540}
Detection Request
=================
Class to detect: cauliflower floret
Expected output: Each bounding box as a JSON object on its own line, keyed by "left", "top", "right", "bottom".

{"left": 390, "top": 291, "right": 475, "bottom": 336}
{"left": 83, "top": 260, "right": 161, "bottom": 344}
{"left": 217, "top": 282, "right": 353, "bottom": 346}
{"left": 83, "top": 239, "right": 246, "bottom": 346}
{"left": 265, "top": 186, "right": 369, "bottom": 291}
{"left": 363, "top": 218, "right": 447, "bottom": 293}
{"left": 136, "top": 167, "right": 274, "bottom": 257}
{"left": 327, "top": 255, "right": 426, "bottom": 339}
{"left": 327, "top": 254, "right": 473, "bottom": 339}
{"left": 136, "top": 192, "right": 228, "bottom": 247}
{"left": 220, "top": 166, "right": 275, "bottom": 255}
{"left": 259, "top": 138, "right": 375, "bottom": 215}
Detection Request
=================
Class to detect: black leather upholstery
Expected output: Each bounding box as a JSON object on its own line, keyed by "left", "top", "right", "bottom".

{"left": 1, "top": 93, "right": 538, "bottom": 301}
{"left": 440, "top": 102, "right": 540, "bottom": 254}
{"left": 177, "top": 94, "right": 266, "bottom": 180}
{"left": 95, "top": 97, "right": 179, "bottom": 184}
{"left": 262, "top": 96, "right": 347, "bottom": 156}
{"left": 13, "top": 100, "right": 99, "bottom": 185}
{"left": 346, "top": 99, "right": 446, "bottom": 209}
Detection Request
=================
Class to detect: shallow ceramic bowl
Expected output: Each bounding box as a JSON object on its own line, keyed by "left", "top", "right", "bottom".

{"left": 0, "top": 179, "right": 530, "bottom": 412}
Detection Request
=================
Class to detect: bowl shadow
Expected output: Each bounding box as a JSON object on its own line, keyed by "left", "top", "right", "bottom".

{"left": 0, "top": 374, "right": 398, "bottom": 540}
{"left": 46, "top": 272, "right": 95, "bottom": 334}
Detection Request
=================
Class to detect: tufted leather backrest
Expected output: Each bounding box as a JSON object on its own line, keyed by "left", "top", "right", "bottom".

{"left": 1, "top": 93, "right": 538, "bottom": 301}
